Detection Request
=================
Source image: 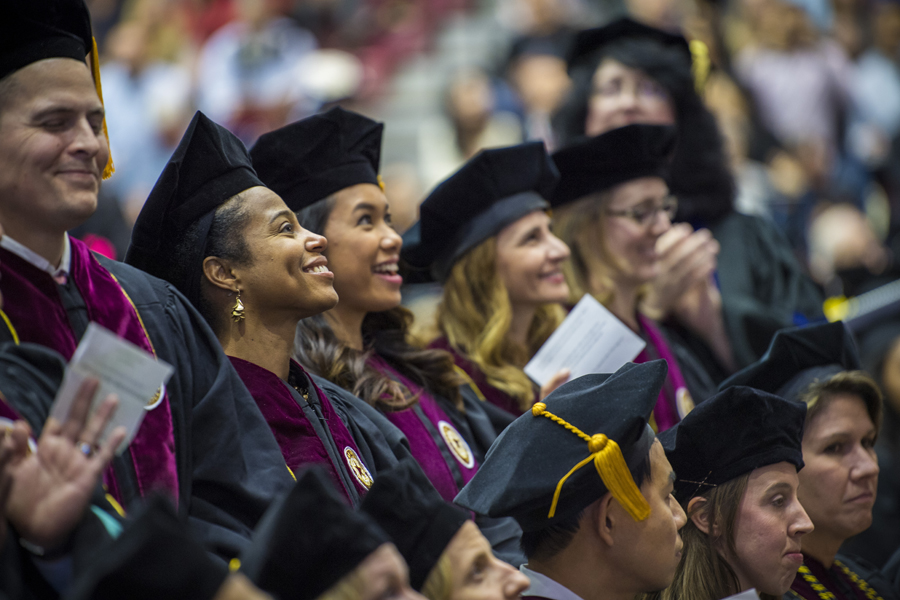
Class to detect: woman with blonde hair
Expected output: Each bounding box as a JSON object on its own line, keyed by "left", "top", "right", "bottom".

{"left": 402, "top": 142, "right": 571, "bottom": 417}
{"left": 551, "top": 123, "right": 716, "bottom": 431}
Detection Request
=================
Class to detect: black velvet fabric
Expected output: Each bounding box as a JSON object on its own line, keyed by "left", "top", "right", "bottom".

{"left": 455, "top": 361, "right": 665, "bottom": 532}
{"left": 362, "top": 457, "right": 470, "bottom": 590}
{"left": 659, "top": 386, "right": 806, "bottom": 502}
{"left": 250, "top": 107, "right": 383, "bottom": 211}
{"left": 401, "top": 141, "right": 559, "bottom": 281}
{"left": 240, "top": 467, "right": 389, "bottom": 600}
{"left": 551, "top": 124, "right": 676, "bottom": 206}
{"left": 0, "top": 0, "right": 92, "bottom": 79}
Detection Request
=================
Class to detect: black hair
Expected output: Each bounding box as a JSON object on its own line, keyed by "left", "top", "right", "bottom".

{"left": 520, "top": 447, "right": 653, "bottom": 561}
{"left": 553, "top": 37, "right": 736, "bottom": 224}
{"left": 172, "top": 193, "right": 253, "bottom": 334}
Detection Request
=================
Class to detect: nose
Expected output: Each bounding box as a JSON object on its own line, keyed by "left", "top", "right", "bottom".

{"left": 648, "top": 209, "right": 673, "bottom": 237}
{"left": 501, "top": 560, "right": 531, "bottom": 599}
{"left": 305, "top": 229, "right": 328, "bottom": 253}
{"left": 382, "top": 225, "right": 403, "bottom": 251}
{"left": 549, "top": 234, "right": 571, "bottom": 261}
{"left": 671, "top": 495, "right": 687, "bottom": 530}
{"left": 789, "top": 499, "right": 814, "bottom": 537}
{"left": 70, "top": 117, "right": 103, "bottom": 159}
{"left": 851, "top": 445, "right": 880, "bottom": 481}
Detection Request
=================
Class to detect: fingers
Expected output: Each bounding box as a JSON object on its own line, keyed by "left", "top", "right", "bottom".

{"left": 58, "top": 377, "right": 100, "bottom": 443}
{"left": 92, "top": 425, "right": 126, "bottom": 469}
{"left": 8, "top": 422, "right": 31, "bottom": 460}
{"left": 77, "top": 394, "right": 120, "bottom": 450}
{"left": 540, "top": 369, "right": 571, "bottom": 401}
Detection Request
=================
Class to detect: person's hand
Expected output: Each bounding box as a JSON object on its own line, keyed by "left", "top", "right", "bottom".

{"left": 641, "top": 224, "right": 719, "bottom": 320}
{"left": 539, "top": 369, "right": 571, "bottom": 401}
{"left": 5, "top": 378, "right": 126, "bottom": 552}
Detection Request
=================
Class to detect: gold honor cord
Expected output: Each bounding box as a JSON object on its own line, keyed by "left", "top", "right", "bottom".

{"left": 531, "top": 402, "right": 651, "bottom": 521}
{"left": 790, "top": 561, "right": 884, "bottom": 600}
{"left": 90, "top": 37, "right": 115, "bottom": 180}
{"left": 690, "top": 39, "right": 711, "bottom": 94}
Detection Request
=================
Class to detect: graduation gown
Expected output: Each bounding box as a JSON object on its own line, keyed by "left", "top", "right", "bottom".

{"left": 787, "top": 553, "right": 899, "bottom": 600}
{"left": 229, "top": 358, "right": 372, "bottom": 506}
{"left": 0, "top": 239, "right": 294, "bottom": 561}
{"left": 366, "top": 354, "right": 525, "bottom": 566}
{"left": 710, "top": 212, "right": 825, "bottom": 369}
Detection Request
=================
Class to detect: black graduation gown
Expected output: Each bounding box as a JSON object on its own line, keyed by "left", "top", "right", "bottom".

{"left": 0, "top": 254, "right": 294, "bottom": 561}
{"left": 710, "top": 213, "right": 825, "bottom": 369}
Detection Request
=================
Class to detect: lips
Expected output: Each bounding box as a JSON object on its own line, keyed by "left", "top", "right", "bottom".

{"left": 372, "top": 260, "right": 399, "bottom": 275}
{"left": 302, "top": 256, "right": 331, "bottom": 274}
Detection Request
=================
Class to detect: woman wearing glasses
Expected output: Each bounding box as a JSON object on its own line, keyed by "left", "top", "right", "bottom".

{"left": 552, "top": 123, "right": 717, "bottom": 431}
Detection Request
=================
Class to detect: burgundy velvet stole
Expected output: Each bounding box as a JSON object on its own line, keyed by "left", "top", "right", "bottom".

{"left": 0, "top": 239, "right": 179, "bottom": 502}
{"left": 429, "top": 337, "right": 529, "bottom": 417}
{"left": 521, "top": 596, "right": 557, "bottom": 600}
{"left": 790, "top": 555, "right": 871, "bottom": 600}
{"left": 0, "top": 395, "right": 21, "bottom": 422}
{"left": 229, "top": 357, "right": 369, "bottom": 500}
{"left": 635, "top": 315, "right": 689, "bottom": 432}
{"left": 369, "top": 355, "right": 478, "bottom": 502}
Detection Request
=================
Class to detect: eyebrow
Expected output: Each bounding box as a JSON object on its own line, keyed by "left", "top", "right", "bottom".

{"left": 269, "top": 209, "right": 295, "bottom": 224}
{"left": 765, "top": 482, "right": 793, "bottom": 495}
{"left": 353, "top": 201, "right": 391, "bottom": 213}
{"left": 32, "top": 106, "right": 105, "bottom": 120}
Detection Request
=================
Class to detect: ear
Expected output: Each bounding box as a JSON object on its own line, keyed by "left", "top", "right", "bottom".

{"left": 687, "top": 496, "right": 711, "bottom": 534}
{"left": 202, "top": 256, "right": 239, "bottom": 293}
{"left": 593, "top": 493, "right": 617, "bottom": 547}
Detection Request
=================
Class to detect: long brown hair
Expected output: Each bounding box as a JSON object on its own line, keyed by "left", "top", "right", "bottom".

{"left": 293, "top": 197, "right": 464, "bottom": 411}
{"left": 645, "top": 474, "right": 779, "bottom": 600}
{"left": 436, "top": 236, "right": 565, "bottom": 411}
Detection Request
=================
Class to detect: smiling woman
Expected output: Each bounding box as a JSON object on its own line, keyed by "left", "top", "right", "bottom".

{"left": 401, "top": 142, "right": 570, "bottom": 417}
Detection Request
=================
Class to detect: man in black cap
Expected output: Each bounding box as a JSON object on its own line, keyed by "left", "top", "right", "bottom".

{"left": 455, "top": 361, "right": 687, "bottom": 600}
{"left": 0, "top": 0, "right": 292, "bottom": 562}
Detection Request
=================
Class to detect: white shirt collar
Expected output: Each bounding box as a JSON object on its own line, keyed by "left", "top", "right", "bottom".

{"left": 0, "top": 235, "right": 71, "bottom": 278}
{"left": 520, "top": 565, "right": 586, "bottom": 600}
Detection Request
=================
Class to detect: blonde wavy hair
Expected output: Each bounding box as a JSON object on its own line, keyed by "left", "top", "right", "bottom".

{"left": 436, "top": 236, "right": 566, "bottom": 412}
{"left": 551, "top": 191, "right": 625, "bottom": 307}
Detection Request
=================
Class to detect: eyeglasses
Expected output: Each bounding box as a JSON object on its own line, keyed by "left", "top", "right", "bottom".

{"left": 605, "top": 196, "right": 678, "bottom": 226}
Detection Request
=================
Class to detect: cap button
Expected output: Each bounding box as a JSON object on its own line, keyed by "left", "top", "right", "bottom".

{"left": 588, "top": 434, "right": 608, "bottom": 453}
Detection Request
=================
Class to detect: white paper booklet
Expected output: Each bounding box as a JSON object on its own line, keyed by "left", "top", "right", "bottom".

{"left": 50, "top": 322, "right": 174, "bottom": 454}
{"left": 524, "top": 294, "right": 646, "bottom": 387}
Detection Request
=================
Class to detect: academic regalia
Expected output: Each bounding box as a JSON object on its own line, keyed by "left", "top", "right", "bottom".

{"left": 240, "top": 467, "right": 390, "bottom": 600}
{"left": 400, "top": 142, "right": 559, "bottom": 418}
{"left": 520, "top": 566, "right": 586, "bottom": 600}
{"left": 551, "top": 124, "right": 714, "bottom": 429}
{"left": 430, "top": 337, "right": 530, "bottom": 417}
{"left": 786, "top": 553, "right": 899, "bottom": 600}
{"left": 252, "top": 108, "right": 526, "bottom": 564}
{"left": 126, "top": 111, "right": 380, "bottom": 507}
{"left": 361, "top": 457, "right": 470, "bottom": 591}
{"left": 65, "top": 496, "right": 229, "bottom": 600}
{"left": 658, "top": 386, "right": 806, "bottom": 503}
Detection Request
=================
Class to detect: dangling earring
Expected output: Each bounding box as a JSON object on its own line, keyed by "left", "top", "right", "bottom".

{"left": 231, "top": 290, "right": 245, "bottom": 323}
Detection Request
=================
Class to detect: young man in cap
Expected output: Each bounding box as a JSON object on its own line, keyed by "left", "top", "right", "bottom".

{"left": 456, "top": 360, "right": 687, "bottom": 600}
{"left": 0, "top": 0, "right": 292, "bottom": 561}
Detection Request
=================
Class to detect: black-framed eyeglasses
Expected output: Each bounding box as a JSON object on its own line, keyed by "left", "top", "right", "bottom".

{"left": 605, "top": 196, "right": 678, "bottom": 226}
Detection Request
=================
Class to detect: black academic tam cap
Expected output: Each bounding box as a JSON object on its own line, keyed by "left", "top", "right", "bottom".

{"left": 455, "top": 361, "right": 666, "bottom": 532}
{"left": 719, "top": 322, "right": 860, "bottom": 403}
{"left": 659, "top": 386, "right": 806, "bottom": 503}
{"left": 66, "top": 495, "right": 228, "bottom": 600}
{"left": 362, "top": 457, "right": 470, "bottom": 591}
{"left": 0, "top": 0, "right": 93, "bottom": 80}
{"left": 567, "top": 17, "right": 691, "bottom": 72}
{"left": 240, "top": 466, "right": 390, "bottom": 600}
{"left": 551, "top": 124, "right": 676, "bottom": 207}
{"left": 402, "top": 141, "right": 560, "bottom": 281}
{"left": 125, "top": 111, "right": 263, "bottom": 306}
{"left": 251, "top": 107, "right": 383, "bottom": 212}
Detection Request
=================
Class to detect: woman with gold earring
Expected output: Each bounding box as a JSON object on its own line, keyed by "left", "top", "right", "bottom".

{"left": 127, "top": 111, "right": 415, "bottom": 508}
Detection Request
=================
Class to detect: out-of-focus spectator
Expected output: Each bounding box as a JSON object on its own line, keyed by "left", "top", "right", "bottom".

{"left": 734, "top": 0, "right": 852, "bottom": 192}
{"left": 195, "top": 0, "right": 318, "bottom": 143}
{"left": 847, "top": 2, "right": 900, "bottom": 171}
{"left": 503, "top": 33, "right": 573, "bottom": 149}
{"left": 101, "top": 16, "right": 194, "bottom": 224}
{"left": 418, "top": 67, "right": 522, "bottom": 190}
{"left": 808, "top": 203, "right": 895, "bottom": 297}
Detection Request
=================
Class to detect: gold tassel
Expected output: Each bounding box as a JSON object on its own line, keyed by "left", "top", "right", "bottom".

{"left": 532, "top": 402, "right": 651, "bottom": 522}
{"left": 90, "top": 37, "right": 115, "bottom": 179}
{"left": 231, "top": 291, "right": 245, "bottom": 323}
{"left": 690, "top": 39, "right": 711, "bottom": 95}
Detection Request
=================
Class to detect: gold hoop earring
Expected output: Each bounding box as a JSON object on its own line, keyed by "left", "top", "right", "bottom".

{"left": 231, "top": 290, "right": 245, "bottom": 323}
